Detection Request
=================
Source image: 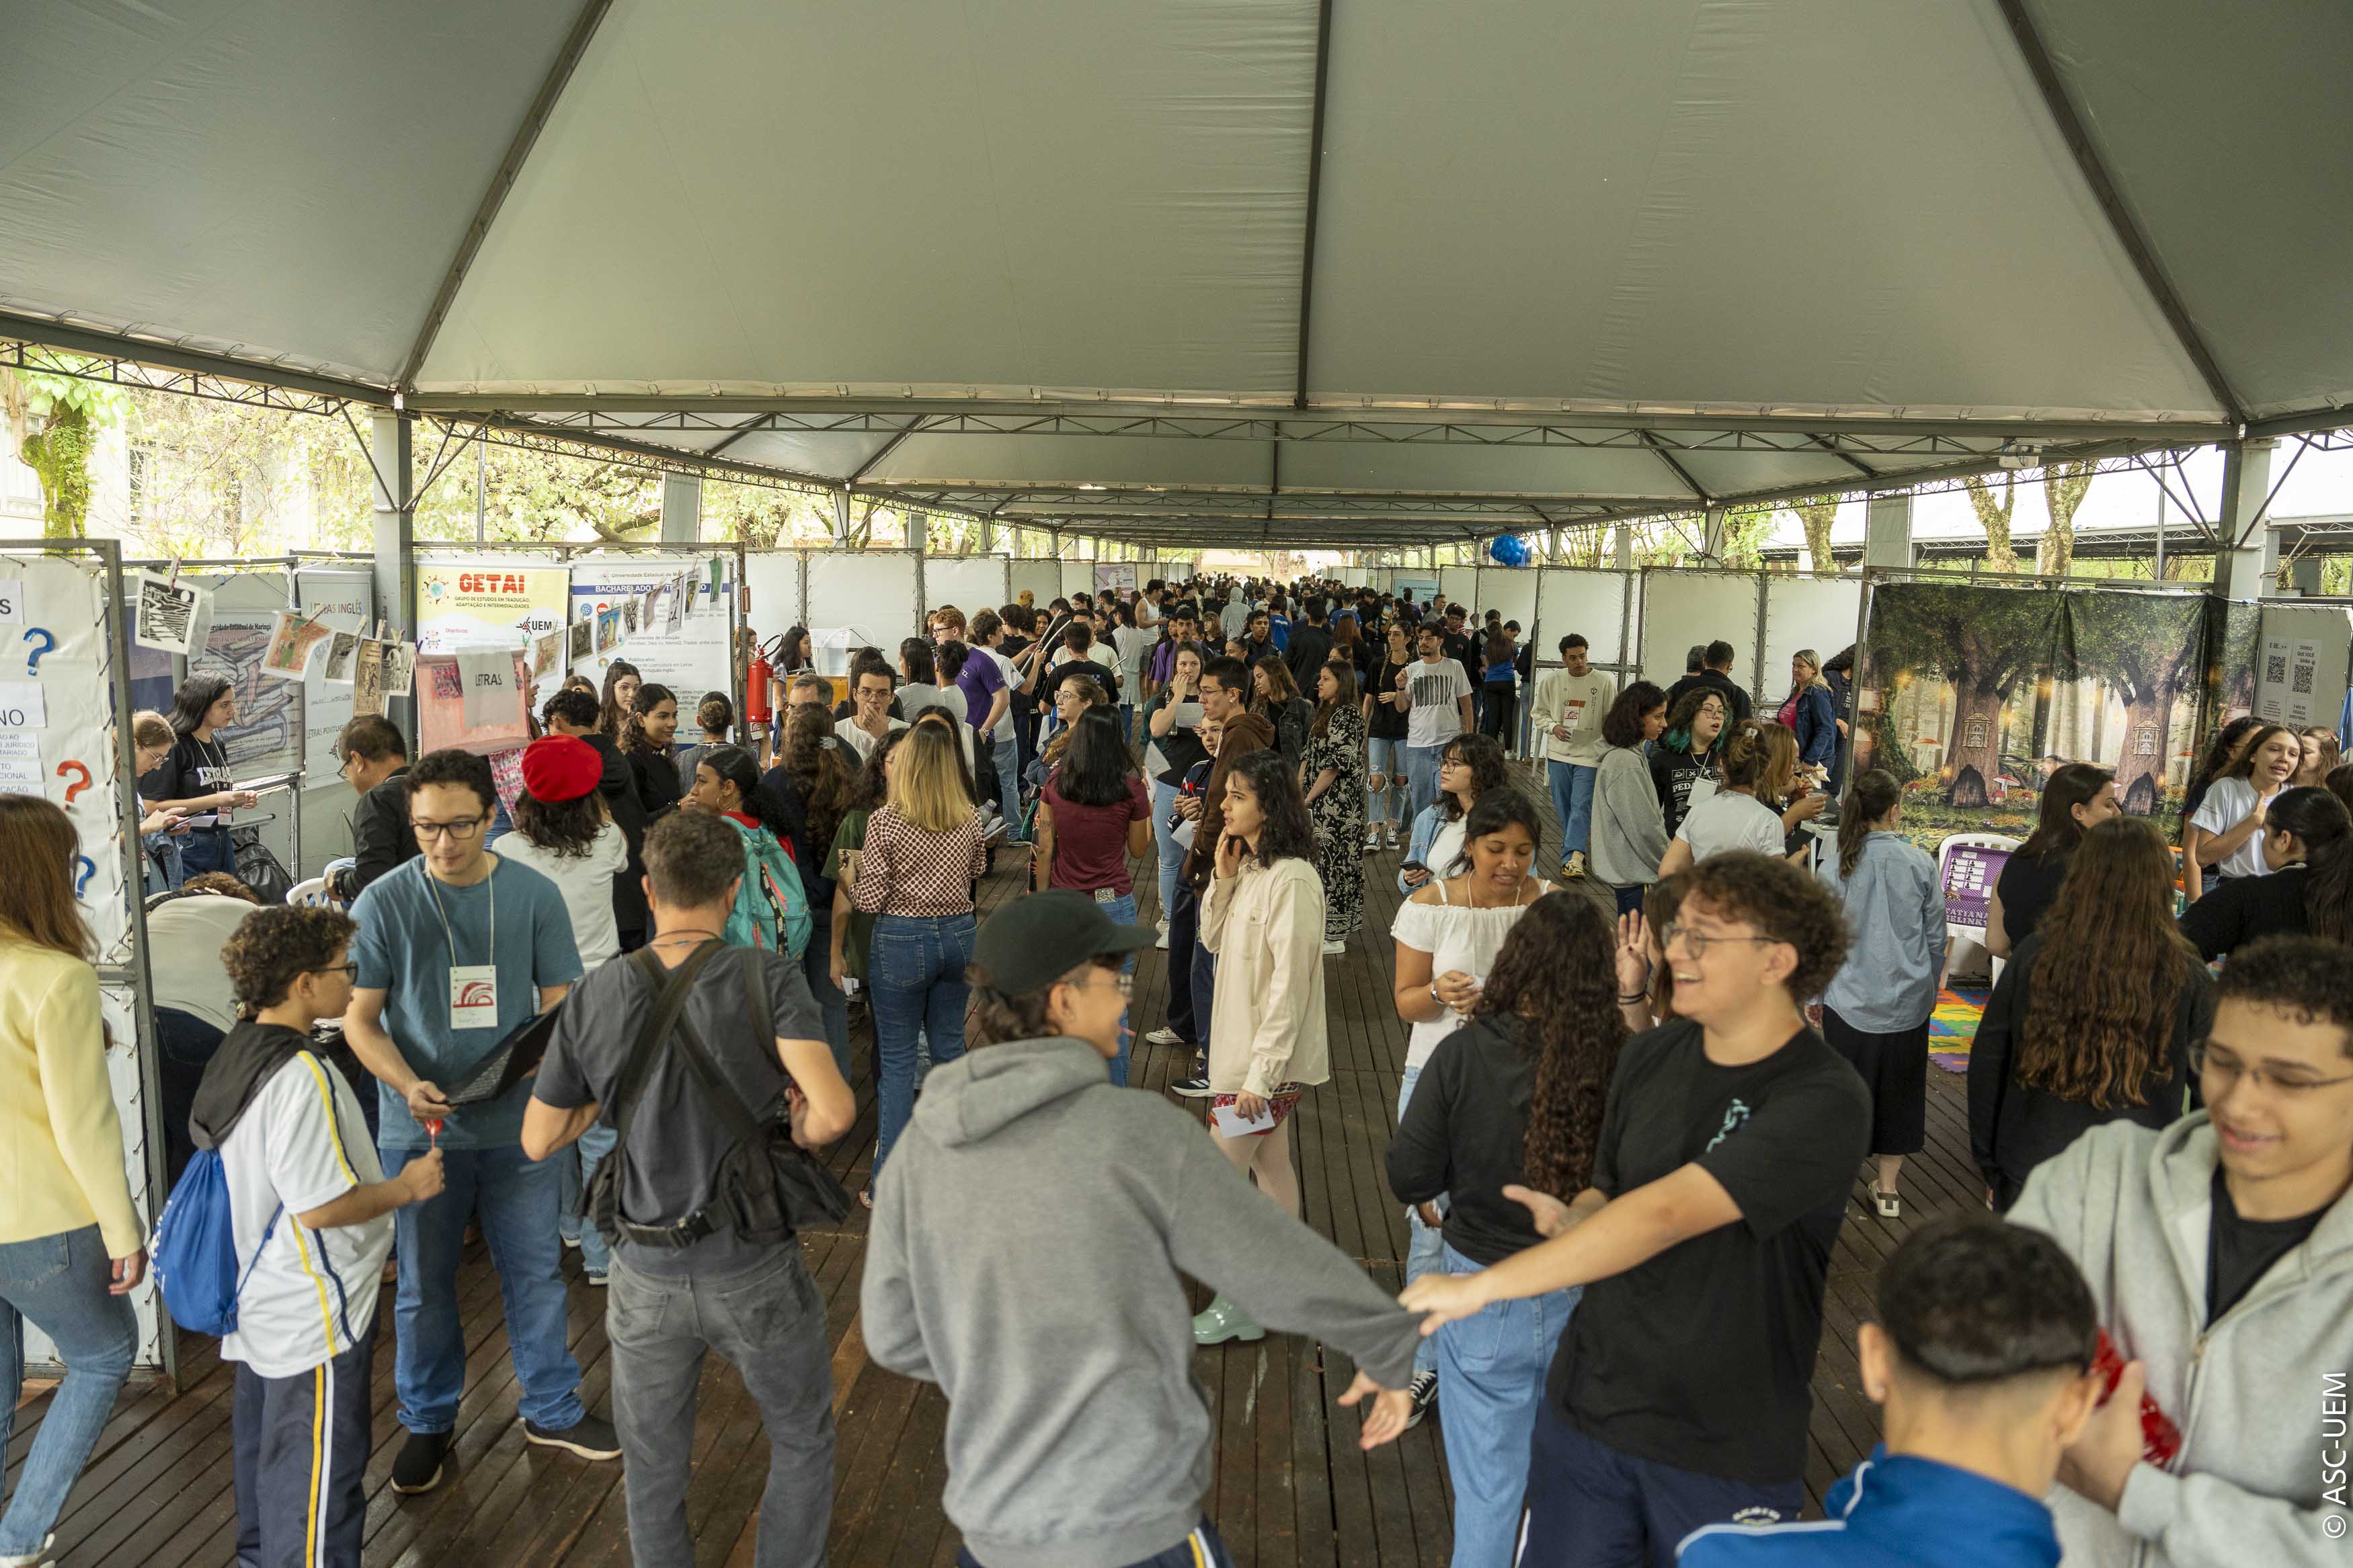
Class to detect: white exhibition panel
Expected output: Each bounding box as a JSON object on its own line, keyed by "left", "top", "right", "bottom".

{"left": 1536, "top": 569, "right": 1633, "bottom": 667}
{"left": 1641, "top": 570, "right": 1762, "bottom": 694}
{"left": 567, "top": 554, "right": 737, "bottom": 705}
{"left": 1761, "top": 576, "right": 1866, "bottom": 700}
{"left": 1475, "top": 567, "right": 1540, "bottom": 637}
{"left": 1439, "top": 565, "right": 1480, "bottom": 614}
{"left": 807, "top": 551, "right": 923, "bottom": 651}
{"left": 2251, "top": 603, "right": 2353, "bottom": 729}
{"left": 742, "top": 549, "right": 805, "bottom": 637}
{"left": 1061, "top": 561, "right": 1098, "bottom": 603}
{"left": 923, "top": 555, "right": 1011, "bottom": 620}
{"left": 1009, "top": 560, "right": 1062, "bottom": 607}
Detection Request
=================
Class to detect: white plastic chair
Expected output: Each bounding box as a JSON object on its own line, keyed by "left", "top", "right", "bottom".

{"left": 286, "top": 876, "right": 339, "bottom": 909}
{"left": 1936, "top": 832, "right": 2020, "bottom": 990}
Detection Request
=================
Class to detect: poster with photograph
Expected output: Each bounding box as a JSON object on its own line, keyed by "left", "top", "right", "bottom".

{"left": 383, "top": 642, "right": 417, "bottom": 700}
{"left": 528, "top": 630, "right": 561, "bottom": 684}
{"left": 192, "top": 573, "right": 300, "bottom": 777}
{"left": 352, "top": 638, "right": 386, "bottom": 718}
{"left": 259, "top": 611, "right": 333, "bottom": 682}
{"left": 567, "top": 620, "right": 592, "bottom": 663}
{"left": 623, "top": 599, "right": 639, "bottom": 636}
{"left": 322, "top": 632, "right": 360, "bottom": 683}
{"left": 595, "top": 605, "right": 623, "bottom": 653}
{"left": 571, "top": 559, "right": 734, "bottom": 702}
{"left": 132, "top": 572, "right": 206, "bottom": 656}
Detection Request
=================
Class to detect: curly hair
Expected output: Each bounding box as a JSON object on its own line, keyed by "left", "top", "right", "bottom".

{"left": 1643, "top": 874, "right": 1687, "bottom": 1019}
{"left": 1601, "top": 682, "right": 1667, "bottom": 749}
{"left": 1437, "top": 732, "right": 1509, "bottom": 823}
{"left": 222, "top": 906, "right": 358, "bottom": 1018}
{"left": 1222, "top": 749, "right": 1317, "bottom": 866}
{"left": 2217, "top": 935, "right": 2353, "bottom": 1052}
{"left": 620, "top": 682, "right": 677, "bottom": 758}
{"left": 1679, "top": 850, "right": 1849, "bottom": 1000}
{"left": 696, "top": 691, "right": 735, "bottom": 737}
{"left": 182, "top": 872, "right": 260, "bottom": 903}
{"left": 968, "top": 954, "right": 1120, "bottom": 1046}
{"left": 2017, "top": 817, "right": 2196, "bottom": 1109}
{"left": 1661, "top": 685, "right": 1730, "bottom": 755}
{"left": 782, "top": 704, "right": 859, "bottom": 856}
{"left": 1475, "top": 895, "right": 1627, "bottom": 1197}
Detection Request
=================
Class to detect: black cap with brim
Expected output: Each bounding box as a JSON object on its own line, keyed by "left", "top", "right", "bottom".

{"left": 972, "top": 890, "right": 1156, "bottom": 995}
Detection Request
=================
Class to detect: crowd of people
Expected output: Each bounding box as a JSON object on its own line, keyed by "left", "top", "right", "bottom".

{"left": 0, "top": 569, "right": 2345, "bottom": 1568}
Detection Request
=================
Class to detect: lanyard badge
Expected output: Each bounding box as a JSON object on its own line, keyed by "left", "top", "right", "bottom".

{"left": 426, "top": 870, "right": 500, "bottom": 1031}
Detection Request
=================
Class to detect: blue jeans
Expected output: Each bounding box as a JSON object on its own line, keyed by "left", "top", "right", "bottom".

{"left": 1551, "top": 760, "right": 1597, "bottom": 858}
{"left": 1366, "top": 737, "right": 1404, "bottom": 827}
{"left": 557, "top": 1122, "right": 619, "bottom": 1278}
{"left": 803, "top": 905, "right": 852, "bottom": 1085}
{"left": 1403, "top": 743, "right": 1447, "bottom": 825}
{"left": 990, "top": 737, "right": 1023, "bottom": 841}
{"left": 180, "top": 823, "right": 236, "bottom": 877}
{"left": 1149, "top": 779, "right": 1185, "bottom": 922}
{"left": 1095, "top": 891, "right": 1140, "bottom": 1087}
{"left": 0, "top": 1226, "right": 136, "bottom": 1556}
{"left": 1396, "top": 1066, "right": 1444, "bottom": 1377}
{"left": 868, "top": 912, "right": 975, "bottom": 1185}
{"left": 1517, "top": 1402, "right": 1805, "bottom": 1568}
{"left": 1436, "top": 1243, "right": 1580, "bottom": 1568}
{"left": 380, "top": 1143, "right": 584, "bottom": 1434}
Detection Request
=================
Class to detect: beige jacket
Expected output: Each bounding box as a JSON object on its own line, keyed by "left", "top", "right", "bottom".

{"left": 1200, "top": 856, "right": 1329, "bottom": 1098}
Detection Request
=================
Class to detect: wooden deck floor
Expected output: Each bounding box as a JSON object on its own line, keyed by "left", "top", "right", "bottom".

{"left": 9, "top": 784, "right": 1990, "bottom": 1565}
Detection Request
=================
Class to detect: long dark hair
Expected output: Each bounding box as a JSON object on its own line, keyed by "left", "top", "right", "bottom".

{"left": 1439, "top": 731, "right": 1509, "bottom": 823}
{"left": 513, "top": 785, "right": 606, "bottom": 858}
{"left": 776, "top": 625, "right": 813, "bottom": 671}
{"left": 697, "top": 744, "right": 776, "bottom": 831}
{"left": 2224, "top": 723, "right": 2294, "bottom": 782}
{"left": 2266, "top": 786, "right": 2353, "bottom": 943}
{"left": 1223, "top": 745, "right": 1316, "bottom": 867}
{"left": 1252, "top": 653, "right": 1302, "bottom": 707}
{"left": 782, "top": 703, "right": 858, "bottom": 856}
{"left": 1312, "top": 658, "right": 1360, "bottom": 737}
{"left": 1837, "top": 769, "right": 1903, "bottom": 879}
{"left": 169, "top": 675, "right": 234, "bottom": 741}
{"left": 1601, "top": 681, "right": 1667, "bottom": 749}
{"left": 1476, "top": 895, "right": 1626, "bottom": 1196}
{"left": 621, "top": 682, "right": 676, "bottom": 758}
{"left": 2188, "top": 715, "right": 2262, "bottom": 797}
{"left": 1055, "top": 707, "right": 1138, "bottom": 808}
{"left": 1445, "top": 788, "right": 1543, "bottom": 877}
{"left": 2016, "top": 763, "right": 2114, "bottom": 860}
{"left": 2018, "top": 817, "right": 2194, "bottom": 1109}
{"left": 1184, "top": 714, "right": 1275, "bottom": 890}
{"left": 596, "top": 659, "right": 641, "bottom": 740}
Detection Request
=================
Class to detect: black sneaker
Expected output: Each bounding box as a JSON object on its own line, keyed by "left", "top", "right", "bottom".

{"left": 1403, "top": 1369, "right": 1439, "bottom": 1430}
{"left": 1168, "top": 1073, "right": 1214, "bottom": 1099}
{"left": 391, "top": 1429, "right": 450, "bottom": 1494}
{"left": 524, "top": 1413, "right": 622, "bottom": 1460}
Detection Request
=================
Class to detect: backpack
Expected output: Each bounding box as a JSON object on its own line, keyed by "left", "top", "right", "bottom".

{"left": 722, "top": 819, "right": 812, "bottom": 958}
{"left": 148, "top": 1148, "right": 281, "bottom": 1337}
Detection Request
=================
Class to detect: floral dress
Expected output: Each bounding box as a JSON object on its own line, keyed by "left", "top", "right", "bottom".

{"left": 1304, "top": 704, "right": 1370, "bottom": 940}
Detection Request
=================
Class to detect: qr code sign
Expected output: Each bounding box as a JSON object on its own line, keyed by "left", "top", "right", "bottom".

{"left": 2266, "top": 653, "right": 2288, "bottom": 685}
{"left": 2294, "top": 662, "right": 2314, "bottom": 696}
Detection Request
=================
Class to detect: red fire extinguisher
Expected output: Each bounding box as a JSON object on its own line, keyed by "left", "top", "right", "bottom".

{"left": 745, "top": 632, "right": 774, "bottom": 727}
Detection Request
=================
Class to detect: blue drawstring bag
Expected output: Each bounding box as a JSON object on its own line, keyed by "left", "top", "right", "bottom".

{"left": 148, "top": 1148, "right": 279, "bottom": 1336}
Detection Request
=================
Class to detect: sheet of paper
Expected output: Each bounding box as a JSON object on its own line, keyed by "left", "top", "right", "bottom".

{"left": 456, "top": 648, "right": 517, "bottom": 728}
{"left": 382, "top": 642, "right": 417, "bottom": 699}
{"left": 0, "top": 681, "right": 47, "bottom": 729}
{"left": 0, "top": 758, "right": 38, "bottom": 788}
{"left": 1209, "top": 1099, "right": 1277, "bottom": 1138}
{"left": 321, "top": 630, "right": 360, "bottom": 684}
{"left": 352, "top": 638, "right": 386, "bottom": 717}
{"left": 0, "top": 579, "right": 19, "bottom": 623}
{"left": 132, "top": 572, "right": 202, "bottom": 655}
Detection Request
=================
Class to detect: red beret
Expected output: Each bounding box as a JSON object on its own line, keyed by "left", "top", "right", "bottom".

{"left": 521, "top": 735, "right": 601, "bottom": 803}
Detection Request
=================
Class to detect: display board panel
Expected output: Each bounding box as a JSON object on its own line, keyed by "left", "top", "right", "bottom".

{"left": 1009, "top": 560, "right": 1061, "bottom": 609}
{"left": 1060, "top": 561, "right": 1098, "bottom": 604}
{"left": 924, "top": 556, "right": 1011, "bottom": 624}
{"left": 1640, "top": 569, "right": 1763, "bottom": 693}
{"left": 1439, "top": 565, "right": 1479, "bottom": 614}
{"left": 806, "top": 551, "right": 922, "bottom": 653}
{"left": 742, "top": 549, "right": 805, "bottom": 641}
{"left": 1475, "top": 567, "right": 1540, "bottom": 637}
{"left": 569, "top": 553, "right": 737, "bottom": 705}
{"left": 2251, "top": 603, "right": 2353, "bottom": 730}
{"left": 191, "top": 570, "right": 301, "bottom": 779}
{"left": 1535, "top": 569, "right": 1633, "bottom": 667}
{"left": 1762, "top": 575, "right": 1865, "bottom": 705}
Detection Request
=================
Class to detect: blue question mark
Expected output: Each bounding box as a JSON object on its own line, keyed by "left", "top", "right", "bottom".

{"left": 22, "top": 628, "right": 55, "bottom": 671}
{"left": 73, "top": 856, "right": 95, "bottom": 899}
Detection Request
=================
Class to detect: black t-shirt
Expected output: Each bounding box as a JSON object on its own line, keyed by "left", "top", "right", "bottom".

{"left": 1994, "top": 849, "right": 2071, "bottom": 948}
{"left": 2180, "top": 864, "right": 2311, "bottom": 960}
{"left": 2206, "top": 1167, "right": 2327, "bottom": 1324}
{"left": 1046, "top": 657, "right": 1120, "bottom": 702}
{"left": 1649, "top": 745, "right": 1719, "bottom": 837}
{"left": 1667, "top": 671, "right": 1755, "bottom": 725}
{"left": 142, "top": 733, "right": 234, "bottom": 811}
{"left": 1148, "top": 696, "right": 1209, "bottom": 786}
{"left": 1365, "top": 655, "right": 1410, "bottom": 739}
{"left": 1548, "top": 1019, "right": 1870, "bottom": 1485}
{"left": 536, "top": 945, "right": 828, "bottom": 1277}
{"left": 1386, "top": 1016, "right": 1558, "bottom": 1266}
{"left": 1441, "top": 630, "right": 1476, "bottom": 670}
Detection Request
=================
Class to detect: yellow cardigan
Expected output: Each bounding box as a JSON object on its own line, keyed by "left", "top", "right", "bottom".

{"left": 1199, "top": 856, "right": 1330, "bottom": 1098}
{"left": 0, "top": 939, "right": 145, "bottom": 1256}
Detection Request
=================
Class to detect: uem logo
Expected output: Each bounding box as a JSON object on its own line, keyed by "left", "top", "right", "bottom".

{"left": 456, "top": 979, "right": 497, "bottom": 1007}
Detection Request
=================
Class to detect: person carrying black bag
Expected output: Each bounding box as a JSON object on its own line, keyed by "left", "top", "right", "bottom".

{"left": 524, "top": 811, "right": 855, "bottom": 1568}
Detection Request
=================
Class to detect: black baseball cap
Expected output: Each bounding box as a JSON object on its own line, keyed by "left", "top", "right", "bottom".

{"left": 972, "top": 891, "right": 1155, "bottom": 994}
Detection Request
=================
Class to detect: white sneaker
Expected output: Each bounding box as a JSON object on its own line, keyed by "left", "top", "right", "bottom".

{"left": 1361, "top": 827, "right": 1383, "bottom": 852}
{"left": 1321, "top": 939, "right": 1347, "bottom": 956}
{"left": 1144, "top": 1026, "right": 1187, "bottom": 1046}
{"left": 1154, "top": 930, "right": 1169, "bottom": 950}
{"left": 0, "top": 1535, "right": 54, "bottom": 1568}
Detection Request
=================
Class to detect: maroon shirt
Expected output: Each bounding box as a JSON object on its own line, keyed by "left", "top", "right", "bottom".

{"left": 1043, "top": 774, "right": 1151, "bottom": 897}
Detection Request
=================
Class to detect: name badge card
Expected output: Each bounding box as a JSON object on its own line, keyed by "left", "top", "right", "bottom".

{"left": 449, "top": 964, "right": 500, "bottom": 1030}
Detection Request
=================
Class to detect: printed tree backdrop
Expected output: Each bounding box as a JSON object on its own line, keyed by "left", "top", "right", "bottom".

{"left": 1855, "top": 582, "right": 2215, "bottom": 847}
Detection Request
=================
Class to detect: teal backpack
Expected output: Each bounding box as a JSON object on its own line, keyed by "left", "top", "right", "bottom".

{"left": 724, "top": 818, "right": 812, "bottom": 959}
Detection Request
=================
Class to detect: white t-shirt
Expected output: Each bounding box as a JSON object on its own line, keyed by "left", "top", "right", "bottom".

{"left": 1390, "top": 879, "right": 1550, "bottom": 1069}
{"left": 2190, "top": 776, "right": 2276, "bottom": 882}
{"left": 1114, "top": 626, "right": 1153, "bottom": 688}
{"left": 900, "top": 682, "right": 976, "bottom": 768}
{"left": 1405, "top": 658, "right": 1472, "bottom": 749}
{"left": 1675, "top": 790, "right": 1788, "bottom": 862}
{"left": 490, "top": 825, "right": 630, "bottom": 972}
{"left": 221, "top": 1051, "right": 393, "bottom": 1379}
{"left": 836, "top": 715, "right": 910, "bottom": 764}
{"left": 145, "top": 894, "right": 255, "bottom": 1032}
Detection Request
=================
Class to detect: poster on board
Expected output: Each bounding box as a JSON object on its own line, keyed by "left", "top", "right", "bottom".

{"left": 415, "top": 651, "right": 532, "bottom": 755}
{"left": 192, "top": 572, "right": 301, "bottom": 778}
{"left": 1092, "top": 563, "right": 1138, "bottom": 597}
{"left": 296, "top": 569, "right": 371, "bottom": 787}
{"left": 570, "top": 557, "right": 735, "bottom": 703}
{"left": 417, "top": 561, "right": 570, "bottom": 709}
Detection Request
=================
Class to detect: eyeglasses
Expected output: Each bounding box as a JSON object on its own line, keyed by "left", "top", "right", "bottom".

{"left": 2190, "top": 1040, "right": 2353, "bottom": 1098}
{"left": 1659, "top": 923, "right": 1782, "bottom": 958}
{"left": 1064, "top": 968, "right": 1134, "bottom": 999}
{"left": 311, "top": 962, "right": 360, "bottom": 981}
{"left": 411, "top": 815, "right": 489, "bottom": 842}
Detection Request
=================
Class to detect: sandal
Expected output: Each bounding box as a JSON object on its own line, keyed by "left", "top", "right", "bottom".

{"left": 1871, "top": 1186, "right": 1901, "bottom": 1220}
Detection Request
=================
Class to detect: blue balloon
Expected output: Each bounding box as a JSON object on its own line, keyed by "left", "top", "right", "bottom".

{"left": 1488, "top": 534, "right": 1529, "bottom": 567}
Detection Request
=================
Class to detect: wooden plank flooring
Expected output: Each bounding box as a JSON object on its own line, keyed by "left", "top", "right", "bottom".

{"left": 7, "top": 769, "right": 1987, "bottom": 1565}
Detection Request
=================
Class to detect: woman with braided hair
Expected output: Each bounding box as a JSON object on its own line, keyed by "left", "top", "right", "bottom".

{"left": 1386, "top": 893, "right": 1643, "bottom": 1567}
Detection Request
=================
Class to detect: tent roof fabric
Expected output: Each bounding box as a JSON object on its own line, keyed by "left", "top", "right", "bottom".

{"left": 3, "top": 0, "right": 2348, "bottom": 547}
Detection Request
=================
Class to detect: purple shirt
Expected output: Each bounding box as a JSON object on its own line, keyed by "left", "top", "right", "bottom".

{"left": 957, "top": 647, "right": 1008, "bottom": 738}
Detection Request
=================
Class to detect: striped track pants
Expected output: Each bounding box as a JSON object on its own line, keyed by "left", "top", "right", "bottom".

{"left": 233, "top": 1325, "right": 374, "bottom": 1568}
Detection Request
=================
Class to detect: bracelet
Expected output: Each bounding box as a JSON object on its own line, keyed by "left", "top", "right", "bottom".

{"left": 1618, "top": 991, "right": 1647, "bottom": 1004}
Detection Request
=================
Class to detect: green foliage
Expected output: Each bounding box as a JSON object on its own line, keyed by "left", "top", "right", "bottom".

{"left": 3, "top": 363, "right": 130, "bottom": 538}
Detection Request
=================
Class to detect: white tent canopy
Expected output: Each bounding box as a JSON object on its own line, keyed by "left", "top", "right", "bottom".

{"left": 4, "top": 0, "right": 2349, "bottom": 548}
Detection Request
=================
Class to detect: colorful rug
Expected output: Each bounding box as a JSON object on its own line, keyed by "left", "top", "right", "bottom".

{"left": 1929, "top": 985, "right": 1991, "bottom": 1074}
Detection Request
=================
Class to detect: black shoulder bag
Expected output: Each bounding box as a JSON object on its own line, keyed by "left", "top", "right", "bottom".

{"left": 586, "top": 942, "right": 851, "bottom": 1251}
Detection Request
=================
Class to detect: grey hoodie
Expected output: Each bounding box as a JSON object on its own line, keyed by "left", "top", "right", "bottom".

{"left": 861, "top": 1035, "right": 1424, "bottom": 1568}
{"left": 2007, "top": 1115, "right": 2353, "bottom": 1566}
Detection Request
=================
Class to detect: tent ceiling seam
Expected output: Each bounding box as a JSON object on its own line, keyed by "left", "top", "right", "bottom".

{"left": 1292, "top": 0, "right": 1334, "bottom": 413}
{"left": 396, "top": 0, "right": 616, "bottom": 390}
{"left": 1991, "top": 0, "right": 2245, "bottom": 427}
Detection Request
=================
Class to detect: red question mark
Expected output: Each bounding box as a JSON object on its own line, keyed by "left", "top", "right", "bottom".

{"left": 56, "top": 760, "right": 91, "bottom": 804}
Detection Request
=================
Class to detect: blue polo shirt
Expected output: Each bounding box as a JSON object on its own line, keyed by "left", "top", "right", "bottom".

{"left": 1677, "top": 1448, "right": 2060, "bottom": 1568}
{"left": 350, "top": 854, "right": 583, "bottom": 1151}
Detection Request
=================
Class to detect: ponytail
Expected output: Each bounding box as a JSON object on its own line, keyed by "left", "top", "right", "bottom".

{"left": 1839, "top": 769, "right": 1903, "bottom": 879}
{"left": 2270, "top": 786, "right": 2353, "bottom": 944}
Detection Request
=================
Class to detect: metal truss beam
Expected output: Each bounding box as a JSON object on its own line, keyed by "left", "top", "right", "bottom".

{"left": 0, "top": 338, "right": 354, "bottom": 416}
{"left": 0, "top": 313, "right": 393, "bottom": 406}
